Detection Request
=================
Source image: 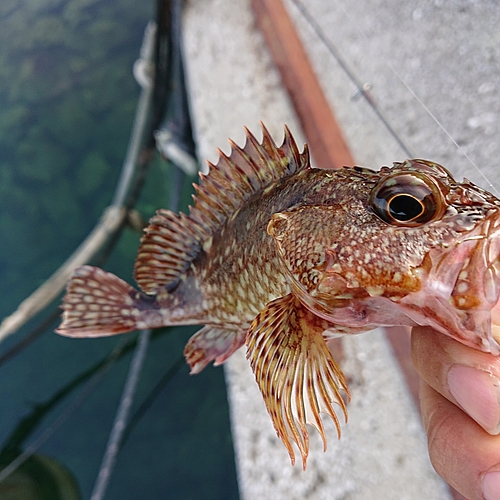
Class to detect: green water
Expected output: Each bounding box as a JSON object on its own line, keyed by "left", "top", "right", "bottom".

{"left": 0, "top": 0, "right": 239, "bottom": 498}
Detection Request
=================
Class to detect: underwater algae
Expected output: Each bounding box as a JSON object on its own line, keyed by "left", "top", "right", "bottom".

{"left": 0, "top": 0, "right": 149, "bottom": 310}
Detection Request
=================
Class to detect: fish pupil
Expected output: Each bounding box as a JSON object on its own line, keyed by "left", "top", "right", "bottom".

{"left": 388, "top": 194, "right": 423, "bottom": 221}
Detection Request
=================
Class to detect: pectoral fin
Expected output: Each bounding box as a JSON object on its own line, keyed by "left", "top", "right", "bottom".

{"left": 246, "top": 294, "right": 350, "bottom": 469}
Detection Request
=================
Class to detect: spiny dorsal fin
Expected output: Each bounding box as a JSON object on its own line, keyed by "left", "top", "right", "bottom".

{"left": 134, "top": 124, "right": 309, "bottom": 294}
{"left": 246, "top": 293, "right": 350, "bottom": 469}
{"left": 188, "top": 123, "right": 309, "bottom": 240}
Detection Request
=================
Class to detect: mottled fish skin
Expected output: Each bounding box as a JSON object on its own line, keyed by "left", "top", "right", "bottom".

{"left": 57, "top": 124, "right": 500, "bottom": 469}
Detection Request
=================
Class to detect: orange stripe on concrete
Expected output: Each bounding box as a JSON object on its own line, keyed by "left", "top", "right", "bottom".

{"left": 251, "top": 0, "right": 354, "bottom": 170}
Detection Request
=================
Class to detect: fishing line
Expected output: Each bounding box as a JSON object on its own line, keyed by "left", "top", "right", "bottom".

{"left": 384, "top": 60, "right": 500, "bottom": 197}
{"left": 289, "top": 0, "right": 415, "bottom": 158}
{"left": 290, "top": 0, "right": 500, "bottom": 196}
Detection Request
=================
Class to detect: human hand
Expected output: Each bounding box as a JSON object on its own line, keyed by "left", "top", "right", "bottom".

{"left": 412, "top": 325, "right": 500, "bottom": 500}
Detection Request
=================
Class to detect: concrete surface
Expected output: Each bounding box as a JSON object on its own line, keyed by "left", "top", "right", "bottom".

{"left": 183, "top": 0, "right": 500, "bottom": 498}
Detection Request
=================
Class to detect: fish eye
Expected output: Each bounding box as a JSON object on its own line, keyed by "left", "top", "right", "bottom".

{"left": 369, "top": 172, "right": 445, "bottom": 226}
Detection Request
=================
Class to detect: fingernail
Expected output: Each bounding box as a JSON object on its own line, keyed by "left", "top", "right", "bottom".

{"left": 483, "top": 470, "right": 500, "bottom": 500}
{"left": 448, "top": 365, "right": 500, "bottom": 434}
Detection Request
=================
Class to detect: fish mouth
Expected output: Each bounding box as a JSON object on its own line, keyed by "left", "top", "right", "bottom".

{"left": 398, "top": 213, "right": 500, "bottom": 354}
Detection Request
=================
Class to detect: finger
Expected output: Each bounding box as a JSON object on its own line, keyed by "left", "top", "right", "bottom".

{"left": 420, "top": 380, "right": 500, "bottom": 500}
{"left": 412, "top": 326, "right": 500, "bottom": 434}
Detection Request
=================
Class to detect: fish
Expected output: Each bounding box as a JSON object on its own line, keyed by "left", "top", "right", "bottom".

{"left": 57, "top": 124, "right": 500, "bottom": 469}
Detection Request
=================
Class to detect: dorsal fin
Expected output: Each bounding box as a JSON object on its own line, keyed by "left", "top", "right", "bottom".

{"left": 189, "top": 123, "right": 310, "bottom": 240}
{"left": 134, "top": 124, "right": 310, "bottom": 294}
{"left": 134, "top": 210, "right": 201, "bottom": 294}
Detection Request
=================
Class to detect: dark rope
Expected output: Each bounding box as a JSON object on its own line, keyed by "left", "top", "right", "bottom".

{"left": 90, "top": 330, "right": 152, "bottom": 500}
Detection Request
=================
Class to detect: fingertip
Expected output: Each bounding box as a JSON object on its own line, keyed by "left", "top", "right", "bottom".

{"left": 448, "top": 365, "right": 500, "bottom": 435}
{"left": 420, "top": 381, "right": 500, "bottom": 500}
{"left": 482, "top": 470, "right": 500, "bottom": 500}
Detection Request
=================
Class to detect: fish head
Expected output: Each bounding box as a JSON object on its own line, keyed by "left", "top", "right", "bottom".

{"left": 268, "top": 159, "right": 500, "bottom": 353}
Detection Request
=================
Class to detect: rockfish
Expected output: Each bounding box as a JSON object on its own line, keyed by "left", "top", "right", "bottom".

{"left": 57, "top": 125, "right": 500, "bottom": 468}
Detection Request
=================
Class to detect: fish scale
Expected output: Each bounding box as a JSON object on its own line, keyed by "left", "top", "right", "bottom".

{"left": 57, "top": 124, "right": 500, "bottom": 468}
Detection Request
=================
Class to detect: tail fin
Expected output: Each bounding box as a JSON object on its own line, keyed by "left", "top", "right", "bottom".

{"left": 56, "top": 265, "right": 154, "bottom": 338}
